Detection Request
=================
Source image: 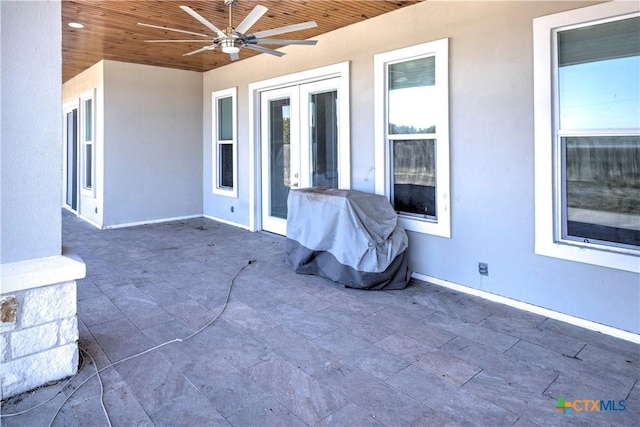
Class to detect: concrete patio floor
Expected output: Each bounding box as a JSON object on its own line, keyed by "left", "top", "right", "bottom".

{"left": 1, "top": 211, "right": 638, "bottom": 426}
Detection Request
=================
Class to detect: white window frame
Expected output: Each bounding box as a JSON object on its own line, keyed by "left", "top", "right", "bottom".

{"left": 212, "top": 87, "right": 238, "bottom": 198}
{"left": 533, "top": 1, "right": 640, "bottom": 273}
{"left": 374, "top": 39, "right": 451, "bottom": 238}
{"left": 80, "top": 90, "right": 95, "bottom": 197}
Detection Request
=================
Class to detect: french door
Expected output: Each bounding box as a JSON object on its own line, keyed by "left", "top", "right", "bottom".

{"left": 63, "top": 106, "right": 79, "bottom": 212}
{"left": 260, "top": 78, "right": 341, "bottom": 235}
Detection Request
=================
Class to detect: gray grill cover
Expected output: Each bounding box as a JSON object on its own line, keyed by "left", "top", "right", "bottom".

{"left": 285, "top": 188, "right": 410, "bottom": 290}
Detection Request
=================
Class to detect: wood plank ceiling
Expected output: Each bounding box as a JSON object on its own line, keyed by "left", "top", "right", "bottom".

{"left": 62, "top": 0, "right": 421, "bottom": 83}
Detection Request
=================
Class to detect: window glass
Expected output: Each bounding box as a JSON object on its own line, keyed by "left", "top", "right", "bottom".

{"left": 387, "top": 56, "right": 438, "bottom": 218}
{"left": 388, "top": 57, "right": 436, "bottom": 134}
{"left": 66, "top": 109, "right": 78, "bottom": 208}
{"left": 310, "top": 90, "right": 338, "bottom": 188}
{"left": 563, "top": 136, "right": 640, "bottom": 247}
{"left": 84, "top": 98, "right": 93, "bottom": 141}
{"left": 558, "top": 17, "right": 639, "bottom": 130}
{"left": 559, "top": 56, "right": 639, "bottom": 129}
{"left": 558, "top": 16, "right": 640, "bottom": 250}
{"left": 219, "top": 143, "right": 233, "bottom": 188}
{"left": 218, "top": 96, "right": 233, "bottom": 140}
{"left": 269, "top": 98, "right": 291, "bottom": 219}
{"left": 392, "top": 139, "right": 436, "bottom": 217}
{"left": 84, "top": 144, "right": 92, "bottom": 189}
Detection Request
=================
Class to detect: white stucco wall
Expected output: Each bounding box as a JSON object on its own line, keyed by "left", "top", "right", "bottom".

{"left": 1, "top": 0, "right": 62, "bottom": 263}
{"left": 63, "top": 61, "right": 203, "bottom": 228}
{"left": 202, "top": 0, "right": 639, "bottom": 333}
{"left": 1, "top": 1, "right": 84, "bottom": 399}
{"left": 102, "top": 61, "right": 203, "bottom": 227}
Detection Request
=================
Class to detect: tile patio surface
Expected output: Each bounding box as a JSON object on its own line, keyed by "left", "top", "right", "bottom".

{"left": 1, "top": 211, "right": 639, "bottom": 426}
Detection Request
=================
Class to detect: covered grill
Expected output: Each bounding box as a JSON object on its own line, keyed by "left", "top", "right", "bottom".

{"left": 285, "top": 188, "right": 410, "bottom": 290}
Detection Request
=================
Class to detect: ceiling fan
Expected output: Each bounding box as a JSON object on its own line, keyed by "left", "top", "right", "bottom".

{"left": 138, "top": 0, "right": 318, "bottom": 61}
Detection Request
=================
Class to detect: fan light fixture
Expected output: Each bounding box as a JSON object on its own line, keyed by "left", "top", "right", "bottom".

{"left": 221, "top": 39, "right": 240, "bottom": 54}
{"left": 139, "top": 1, "right": 318, "bottom": 60}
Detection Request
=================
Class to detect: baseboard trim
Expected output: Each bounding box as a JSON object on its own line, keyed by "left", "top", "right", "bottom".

{"left": 82, "top": 213, "right": 250, "bottom": 231}
{"left": 103, "top": 214, "right": 202, "bottom": 230}
{"left": 203, "top": 214, "right": 251, "bottom": 230}
{"left": 412, "top": 272, "right": 640, "bottom": 344}
{"left": 78, "top": 215, "right": 102, "bottom": 230}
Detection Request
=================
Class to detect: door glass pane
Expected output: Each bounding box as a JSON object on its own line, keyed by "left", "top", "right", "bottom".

{"left": 218, "top": 96, "right": 233, "bottom": 140}
{"left": 564, "top": 136, "right": 640, "bottom": 247}
{"left": 66, "top": 110, "right": 78, "bottom": 209}
{"left": 388, "top": 57, "right": 436, "bottom": 134}
{"left": 219, "top": 143, "right": 233, "bottom": 188}
{"left": 310, "top": 90, "right": 338, "bottom": 188}
{"left": 269, "top": 98, "right": 290, "bottom": 219}
{"left": 391, "top": 139, "right": 436, "bottom": 217}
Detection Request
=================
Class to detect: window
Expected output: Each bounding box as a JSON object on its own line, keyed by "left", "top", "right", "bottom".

{"left": 80, "top": 92, "right": 95, "bottom": 194}
{"left": 212, "top": 88, "right": 237, "bottom": 197}
{"left": 375, "top": 39, "right": 450, "bottom": 237}
{"left": 534, "top": 2, "right": 640, "bottom": 272}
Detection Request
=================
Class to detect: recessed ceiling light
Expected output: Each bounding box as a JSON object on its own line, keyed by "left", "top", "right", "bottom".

{"left": 68, "top": 22, "right": 84, "bottom": 29}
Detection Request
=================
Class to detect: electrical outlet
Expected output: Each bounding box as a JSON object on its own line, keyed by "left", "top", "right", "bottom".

{"left": 478, "top": 262, "right": 489, "bottom": 276}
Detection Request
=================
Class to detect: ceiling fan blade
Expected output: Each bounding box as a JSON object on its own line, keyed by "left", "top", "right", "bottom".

{"left": 229, "top": 52, "right": 240, "bottom": 61}
{"left": 138, "top": 22, "right": 209, "bottom": 38}
{"left": 250, "top": 21, "right": 317, "bottom": 39}
{"left": 253, "top": 39, "right": 317, "bottom": 46}
{"left": 179, "top": 5, "right": 225, "bottom": 37}
{"left": 234, "top": 5, "right": 268, "bottom": 35}
{"left": 243, "top": 44, "right": 286, "bottom": 57}
{"left": 145, "top": 39, "right": 212, "bottom": 43}
{"left": 183, "top": 46, "right": 214, "bottom": 56}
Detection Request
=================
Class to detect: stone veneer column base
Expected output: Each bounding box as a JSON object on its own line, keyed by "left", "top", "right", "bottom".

{"left": 1, "top": 248, "right": 85, "bottom": 400}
